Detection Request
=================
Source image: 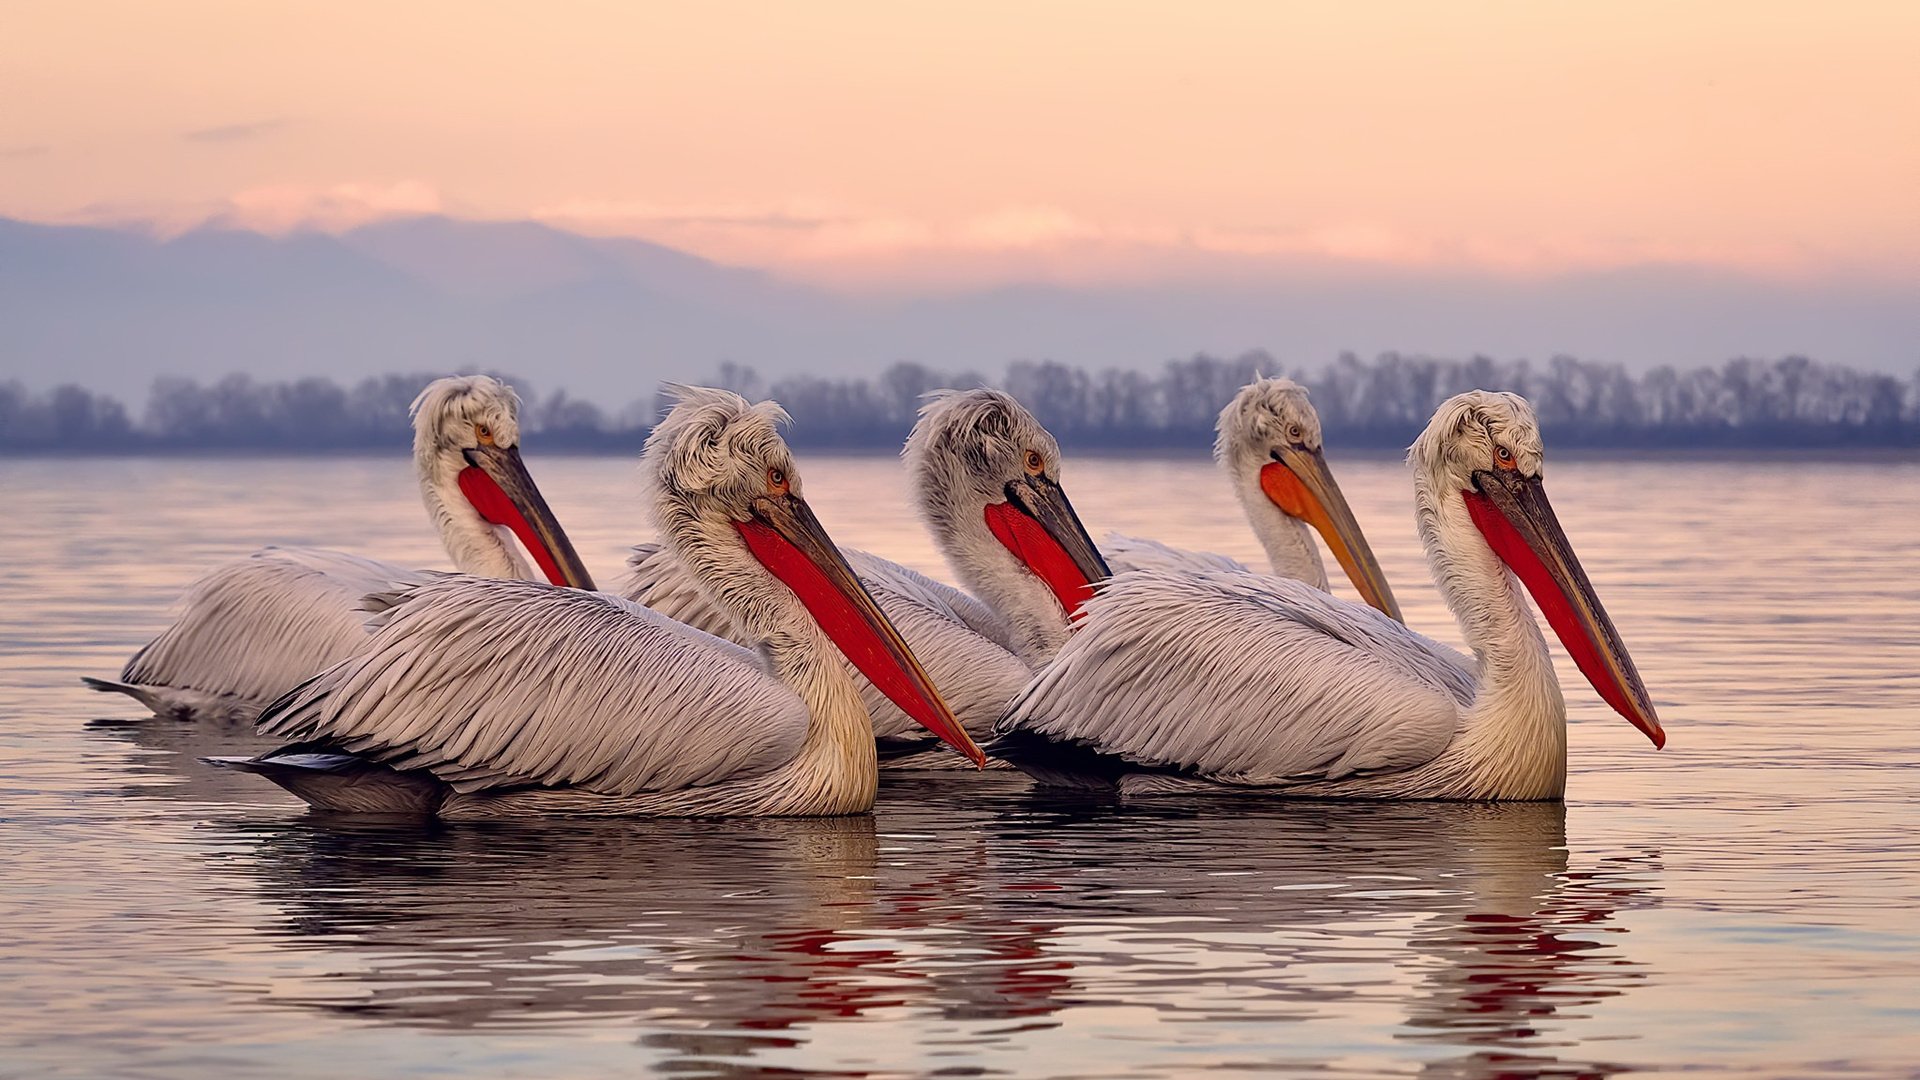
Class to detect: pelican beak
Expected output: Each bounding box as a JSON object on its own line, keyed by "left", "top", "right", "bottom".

{"left": 1466, "top": 468, "right": 1665, "bottom": 748}
{"left": 1262, "top": 447, "right": 1403, "bottom": 622}
{"left": 738, "top": 494, "right": 986, "bottom": 767}
{"left": 986, "top": 476, "right": 1113, "bottom": 619}
{"left": 459, "top": 444, "right": 597, "bottom": 590}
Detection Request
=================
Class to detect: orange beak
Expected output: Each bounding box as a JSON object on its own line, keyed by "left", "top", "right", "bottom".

{"left": 1260, "top": 445, "right": 1402, "bottom": 622}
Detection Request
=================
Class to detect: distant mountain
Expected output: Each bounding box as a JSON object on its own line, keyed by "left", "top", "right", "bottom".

{"left": 2, "top": 215, "right": 1914, "bottom": 404}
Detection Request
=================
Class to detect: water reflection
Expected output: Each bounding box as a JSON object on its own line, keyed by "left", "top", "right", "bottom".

{"left": 209, "top": 793, "right": 1656, "bottom": 1076}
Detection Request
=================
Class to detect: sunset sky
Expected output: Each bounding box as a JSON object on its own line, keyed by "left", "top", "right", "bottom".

{"left": 5, "top": 0, "right": 1916, "bottom": 290}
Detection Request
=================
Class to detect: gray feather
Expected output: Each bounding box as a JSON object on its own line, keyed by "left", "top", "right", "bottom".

{"left": 257, "top": 576, "right": 809, "bottom": 799}
{"left": 995, "top": 568, "right": 1475, "bottom": 787}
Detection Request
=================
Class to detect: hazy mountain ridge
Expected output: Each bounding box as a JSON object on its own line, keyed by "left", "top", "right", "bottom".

{"left": 2, "top": 215, "right": 1915, "bottom": 406}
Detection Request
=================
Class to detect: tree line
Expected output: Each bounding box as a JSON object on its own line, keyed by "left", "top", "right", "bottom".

{"left": 4, "top": 352, "right": 1918, "bottom": 453}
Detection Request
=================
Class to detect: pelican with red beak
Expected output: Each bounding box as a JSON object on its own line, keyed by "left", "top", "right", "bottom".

{"left": 989, "top": 391, "right": 1663, "bottom": 801}
{"left": 85, "top": 375, "right": 594, "bottom": 722}
{"left": 625, "top": 388, "right": 1110, "bottom": 767}
{"left": 1105, "top": 376, "right": 1402, "bottom": 622}
{"left": 209, "top": 386, "right": 982, "bottom": 817}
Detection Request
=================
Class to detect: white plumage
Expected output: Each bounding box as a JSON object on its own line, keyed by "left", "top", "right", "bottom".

{"left": 211, "top": 386, "right": 982, "bottom": 818}
{"left": 991, "top": 391, "right": 1664, "bottom": 802}
{"left": 85, "top": 376, "right": 592, "bottom": 722}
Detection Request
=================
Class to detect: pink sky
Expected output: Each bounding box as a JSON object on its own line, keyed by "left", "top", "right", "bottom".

{"left": 5, "top": 1, "right": 1917, "bottom": 288}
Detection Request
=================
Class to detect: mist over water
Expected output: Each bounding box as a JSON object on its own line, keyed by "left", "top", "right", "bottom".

{"left": 2, "top": 453, "right": 1917, "bottom": 1077}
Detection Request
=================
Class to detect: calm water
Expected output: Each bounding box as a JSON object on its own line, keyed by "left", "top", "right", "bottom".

{"left": 2, "top": 453, "right": 1917, "bottom": 1078}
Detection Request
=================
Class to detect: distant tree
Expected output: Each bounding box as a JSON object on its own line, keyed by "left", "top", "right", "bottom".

{"left": 8, "top": 353, "right": 1916, "bottom": 452}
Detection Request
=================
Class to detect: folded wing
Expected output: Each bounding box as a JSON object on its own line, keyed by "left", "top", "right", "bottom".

{"left": 995, "top": 569, "right": 1475, "bottom": 785}
{"left": 259, "top": 576, "right": 809, "bottom": 796}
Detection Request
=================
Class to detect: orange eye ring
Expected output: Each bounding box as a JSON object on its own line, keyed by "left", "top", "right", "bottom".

{"left": 1024, "top": 450, "right": 1044, "bottom": 475}
{"left": 1494, "top": 445, "right": 1517, "bottom": 470}
{"left": 474, "top": 423, "right": 495, "bottom": 446}
{"left": 766, "top": 466, "right": 789, "bottom": 494}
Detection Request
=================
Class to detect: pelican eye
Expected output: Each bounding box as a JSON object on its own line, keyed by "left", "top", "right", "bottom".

{"left": 474, "top": 423, "right": 495, "bottom": 445}
{"left": 1288, "top": 423, "right": 1303, "bottom": 443}
{"left": 766, "top": 466, "right": 789, "bottom": 494}
{"left": 1024, "top": 450, "right": 1044, "bottom": 475}
{"left": 1494, "top": 445, "right": 1516, "bottom": 469}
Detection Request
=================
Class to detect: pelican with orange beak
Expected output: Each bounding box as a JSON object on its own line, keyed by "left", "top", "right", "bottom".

{"left": 209, "top": 386, "right": 982, "bottom": 817}
{"left": 85, "top": 375, "right": 594, "bottom": 722}
{"left": 990, "top": 391, "right": 1663, "bottom": 801}
{"left": 1105, "top": 376, "right": 1402, "bottom": 621}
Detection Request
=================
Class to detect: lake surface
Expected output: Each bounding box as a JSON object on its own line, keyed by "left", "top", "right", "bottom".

{"left": 2, "top": 452, "right": 1917, "bottom": 1078}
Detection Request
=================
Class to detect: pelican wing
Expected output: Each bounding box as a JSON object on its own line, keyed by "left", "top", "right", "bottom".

{"left": 995, "top": 569, "right": 1475, "bottom": 785}
{"left": 622, "top": 542, "right": 741, "bottom": 638}
{"left": 844, "top": 549, "right": 1021, "bottom": 657}
{"left": 845, "top": 552, "right": 1031, "bottom": 741}
{"left": 117, "top": 547, "right": 429, "bottom": 707}
{"left": 258, "top": 576, "right": 808, "bottom": 796}
{"left": 624, "top": 543, "right": 1028, "bottom": 744}
{"left": 1103, "top": 532, "right": 1251, "bottom": 576}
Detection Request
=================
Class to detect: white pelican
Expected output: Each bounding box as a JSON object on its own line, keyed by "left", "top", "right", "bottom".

{"left": 84, "top": 375, "right": 594, "bottom": 722}
{"left": 988, "top": 391, "right": 1664, "bottom": 801}
{"left": 623, "top": 388, "right": 1109, "bottom": 766}
{"left": 208, "top": 386, "right": 983, "bottom": 817}
{"left": 1105, "top": 376, "right": 1402, "bottom": 621}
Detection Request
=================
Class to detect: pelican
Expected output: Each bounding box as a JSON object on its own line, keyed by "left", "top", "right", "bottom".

{"left": 84, "top": 375, "right": 595, "bottom": 722}
{"left": 208, "top": 386, "right": 984, "bottom": 817}
{"left": 624, "top": 388, "right": 1109, "bottom": 766}
{"left": 988, "top": 391, "right": 1664, "bottom": 801}
{"left": 1105, "top": 376, "right": 1402, "bottom": 620}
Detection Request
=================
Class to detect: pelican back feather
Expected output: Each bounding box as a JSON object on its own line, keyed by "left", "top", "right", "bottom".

{"left": 256, "top": 576, "right": 809, "bottom": 799}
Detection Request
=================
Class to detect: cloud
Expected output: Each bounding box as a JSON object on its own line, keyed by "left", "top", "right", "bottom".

{"left": 42, "top": 181, "right": 447, "bottom": 237}
{"left": 33, "top": 187, "right": 1857, "bottom": 291}
{"left": 211, "top": 181, "right": 445, "bottom": 233}
{"left": 0, "top": 144, "right": 50, "bottom": 160}
{"left": 180, "top": 118, "right": 291, "bottom": 144}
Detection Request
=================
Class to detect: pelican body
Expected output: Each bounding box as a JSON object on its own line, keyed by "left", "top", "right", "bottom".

{"left": 1106, "top": 376, "right": 1401, "bottom": 621}
{"left": 989, "top": 391, "right": 1665, "bottom": 801}
{"left": 623, "top": 388, "right": 1109, "bottom": 767}
{"left": 209, "top": 386, "right": 983, "bottom": 818}
{"left": 84, "top": 376, "right": 594, "bottom": 722}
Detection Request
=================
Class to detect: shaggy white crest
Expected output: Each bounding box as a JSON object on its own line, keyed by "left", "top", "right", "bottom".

{"left": 645, "top": 385, "right": 797, "bottom": 510}
{"left": 411, "top": 374, "right": 524, "bottom": 477}
{"left": 904, "top": 388, "right": 1074, "bottom": 663}
{"left": 1408, "top": 389, "right": 1544, "bottom": 494}
{"left": 1213, "top": 376, "right": 1324, "bottom": 477}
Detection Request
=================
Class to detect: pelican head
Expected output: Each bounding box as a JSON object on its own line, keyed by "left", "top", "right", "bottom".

{"left": 647, "top": 385, "right": 982, "bottom": 765}
{"left": 410, "top": 375, "right": 594, "bottom": 589}
{"left": 1216, "top": 377, "right": 1401, "bottom": 621}
{"left": 904, "top": 388, "right": 1110, "bottom": 660}
{"left": 1411, "top": 390, "right": 1664, "bottom": 748}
